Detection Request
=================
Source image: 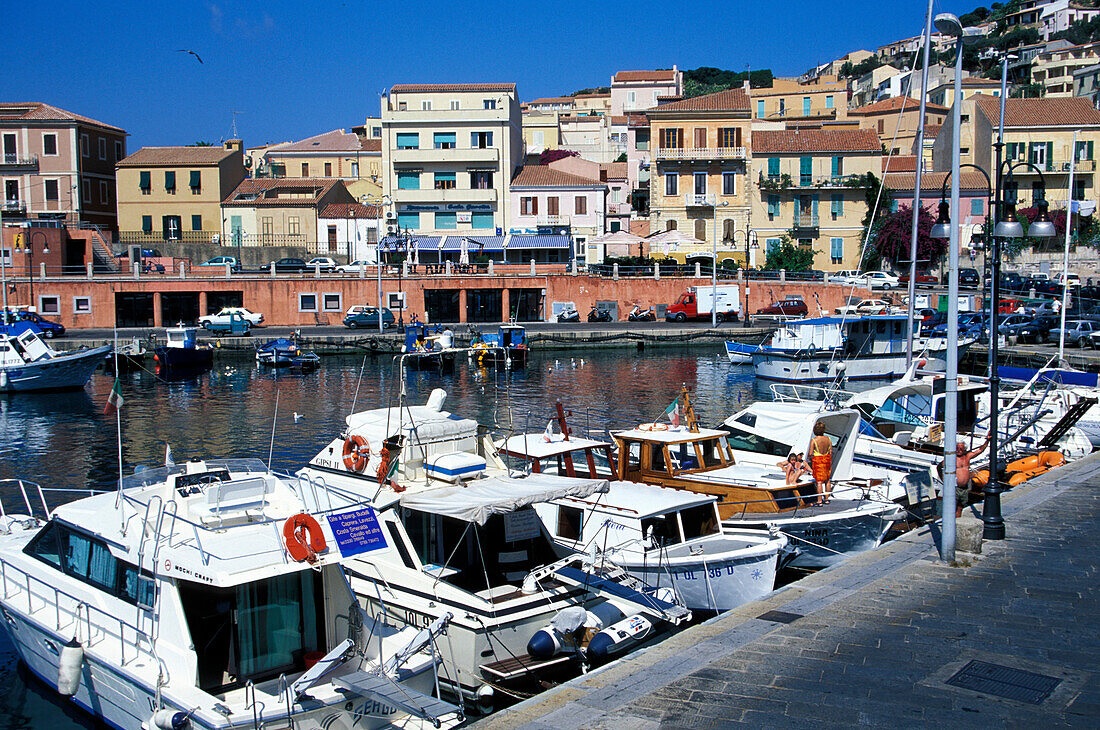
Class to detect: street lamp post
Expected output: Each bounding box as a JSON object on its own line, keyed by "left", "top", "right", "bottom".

{"left": 17, "top": 231, "right": 49, "bottom": 307}
{"left": 712, "top": 201, "right": 729, "bottom": 327}
{"left": 735, "top": 228, "right": 757, "bottom": 325}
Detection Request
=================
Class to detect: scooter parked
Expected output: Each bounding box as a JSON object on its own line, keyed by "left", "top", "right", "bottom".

{"left": 557, "top": 305, "right": 580, "bottom": 323}
{"left": 628, "top": 305, "right": 655, "bottom": 322}
{"left": 588, "top": 306, "right": 613, "bottom": 323}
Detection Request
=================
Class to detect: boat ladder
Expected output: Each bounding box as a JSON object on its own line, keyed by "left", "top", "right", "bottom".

{"left": 1037, "top": 396, "right": 1098, "bottom": 449}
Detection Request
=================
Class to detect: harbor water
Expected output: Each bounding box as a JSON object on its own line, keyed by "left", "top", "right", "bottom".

{"left": 0, "top": 346, "right": 773, "bottom": 729}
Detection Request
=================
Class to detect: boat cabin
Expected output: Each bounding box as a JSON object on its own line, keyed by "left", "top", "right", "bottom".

{"left": 0, "top": 326, "right": 54, "bottom": 366}
{"left": 768, "top": 317, "right": 845, "bottom": 352}
{"left": 496, "top": 433, "right": 615, "bottom": 478}
{"left": 845, "top": 374, "right": 986, "bottom": 441}
{"left": 164, "top": 326, "right": 200, "bottom": 349}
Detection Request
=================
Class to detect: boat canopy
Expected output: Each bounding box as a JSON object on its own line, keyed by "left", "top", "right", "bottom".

{"left": 398, "top": 474, "right": 608, "bottom": 525}
{"left": 346, "top": 404, "right": 478, "bottom": 445}
{"left": 496, "top": 434, "right": 612, "bottom": 459}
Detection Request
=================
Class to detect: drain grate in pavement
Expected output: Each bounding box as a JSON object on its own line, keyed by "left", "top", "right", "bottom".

{"left": 945, "top": 660, "right": 1062, "bottom": 705}
{"left": 756, "top": 610, "right": 803, "bottom": 624}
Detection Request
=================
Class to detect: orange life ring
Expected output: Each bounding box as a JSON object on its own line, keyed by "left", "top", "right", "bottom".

{"left": 342, "top": 434, "right": 370, "bottom": 472}
{"left": 283, "top": 513, "right": 327, "bottom": 564}
{"left": 638, "top": 423, "right": 668, "bottom": 432}
{"left": 376, "top": 447, "right": 406, "bottom": 492}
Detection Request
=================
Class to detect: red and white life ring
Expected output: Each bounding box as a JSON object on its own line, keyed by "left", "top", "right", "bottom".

{"left": 283, "top": 513, "right": 327, "bottom": 564}
{"left": 342, "top": 434, "right": 370, "bottom": 472}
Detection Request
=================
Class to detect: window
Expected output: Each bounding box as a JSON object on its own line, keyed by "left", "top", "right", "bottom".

{"left": 397, "top": 211, "right": 419, "bottom": 230}
{"left": 261, "top": 216, "right": 273, "bottom": 240}
{"left": 397, "top": 171, "right": 420, "bottom": 190}
{"left": 398, "top": 102, "right": 407, "bottom": 111}
{"left": 722, "top": 172, "right": 736, "bottom": 196}
{"left": 396, "top": 133, "right": 419, "bottom": 149}
{"left": 433, "top": 132, "right": 456, "bottom": 149}
{"left": 351, "top": 162, "right": 359, "bottom": 177}
{"left": 288, "top": 216, "right": 300, "bottom": 235}
{"left": 766, "top": 237, "right": 781, "bottom": 253}
{"left": 470, "top": 171, "right": 493, "bottom": 189}
{"left": 483, "top": 99, "right": 497, "bottom": 110}
{"left": 44, "top": 179, "right": 59, "bottom": 201}
{"left": 300, "top": 162, "right": 309, "bottom": 176}
{"left": 520, "top": 197, "right": 538, "bottom": 215}
{"left": 450, "top": 99, "right": 460, "bottom": 110}
{"left": 575, "top": 196, "right": 587, "bottom": 215}
{"left": 970, "top": 198, "right": 984, "bottom": 215}
{"left": 800, "top": 156, "right": 812, "bottom": 186}
{"left": 416, "top": 100, "right": 431, "bottom": 111}
{"left": 82, "top": 179, "right": 91, "bottom": 203}
{"left": 163, "top": 215, "right": 182, "bottom": 240}
{"left": 39, "top": 295, "right": 60, "bottom": 315}
{"left": 115, "top": 140, "right": 123, "bottom": 161}
{"left": 43, "top": 133, "right": 57, "bottom": 156}
{"left": 768, "top": 194, "right": 780, "bottom": 220}
{"left": 826, "top": 95, "right": 834, "bottom": 109}
{"left": 768, "top": 157, "right": 780, "bottom": 178}
{"left": 757, "top": 99, "right": 765, "bottom": 119}
{"left": 830, "top": 237, "right": 843, "bottom": 264}
{"left": 139, "top": 170, "right": 151, "bottom": 193}
{"left": 471, "top": 131, "right": 493, "bottom": 148}
{"left": 694, "top": 172, "right": 707, "bottom": 195}
{"left": 1074, "top": 177, "right": 1087, "bottom": 201}
{"left": 1032, "top": 180, "right": 1045, "bottom": 204}
{"left": 877, "top": 119, "right": 885, "bottom": 134}
{"left": 659, "top": 128, "right": 683, "bottom": 149}
{"left": 323, "top": 293, "right": 342, "bottom": 312}
{"left": 189, "top": 170, "right": 201, "bottom": 193}
{"left": 636, "top": 129, "right": 650, "bottom": 151}
{"left": 471, "top": 212, "right": 494, "bottom": 229}
{"left": 371, "top": 126, "right": 382, "bottom": 137}
{"left": 694, "top": 218, "right": 707, "bottom": 241}
{"left": 323, "top": 162, "right": 332, "bottom": 176}
{"left": 80, "top": 133, "right": 88, "bottom": 157}
{"left": 100, "top": 181, "right": 109, "bottom": 203}
{"left": 831, "top": 156, "right": 843, "bottom": 178}
{"left": 165, "top": 170, "right": 176, "bottom": 192}
{"left": 98, "top": 137, "right": 106, "bottom": 160}
{"left": 693, "top": 128, "right": 707, "bottom": 148}
{"left": 74, "top": 296, "right": 91, "bottom": 313}
{"left": 435, "top": 212, "right": 457, "bottom": 229}
{"left": 831, "top": 194, "right": 844, "bottom": 220}
{"left": 547, "top": 196, "right": 559, "bottom": 216}
{"left": 434, "top": 172, "right": 456, "bottom": 189}
{"left": 298, "top": 293, "right": 318, "bottom": 312}
{"left": 666, "top": 219, "right": 677, "bottom": 231}
{"left": 802, "top": 96, "right": 811, "bottom": 116}
{"left": 779, "top": 98, "right": 786, "bottom": 115}
{"left": 141, "top": 215, "right": 152, "bottom": 233}
{"left": 716, "top": 127, "right": 740, "bottom": 149}
{"left": 556, "top": 505, "right": 583, "bottom": 541}
{"left": 610, "top": 220, "right": 621, "bottom": 233}
{"left": 1076, "top": 140, "right": 1094, "bottom": 161}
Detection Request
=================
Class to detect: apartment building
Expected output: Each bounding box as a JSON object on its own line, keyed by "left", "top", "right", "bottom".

{"left": 751, "top": 128, "right": 882, "bottom": 271}
{"left": 262, "top": 128, "right": 382, "bottom": 200}
{"left": 220, "top": 178, "right": 355, "bottom": 253}
{"left": 1033, "top": 42, "right": 1100, "bottom": 97}
{"left": 851, "top": 65, "right": 903, "bottom": 108}
{"left": 0, "top": 102, "right": 126, "bottom": 230}
{"left": 1074, "top": 62, "right": 1100, "bottom": 108}
{"left": 849, "top": 96, "right": 948, "bottom": 155}
{"left": 381, "top": 83, "right": 522, "bottom": 236}
{"left": 750, "top": 76, "right": 848, "bottom": 123}
{"left": 610, "top": 69, "right": 683, "bottom": 116}
{"left": 647, "top": 88, "right": 752, "bottom": 256}
{"left": 116, "top": 140, "right": 246, "bottom": 245}
{"left": 927, "top": 76, "right": 1003, "bottom": 108}
{"left": 1039, "top": 1, "right": 1100, "bottom": 40}
{"left": 509, "top": 164, "right": 607, "bottom": 257}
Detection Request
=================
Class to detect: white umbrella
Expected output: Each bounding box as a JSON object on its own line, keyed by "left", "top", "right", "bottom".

{"left": 460, "top": 237, "right": 470, "bottom": 265}
{"left": 410, "top": 238, "right": 419, "bottom": 266}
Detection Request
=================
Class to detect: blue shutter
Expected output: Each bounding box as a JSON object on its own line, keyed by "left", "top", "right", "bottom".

{"left": 800, "top": 157, "right": 812, "bottom": 185}
{"left": 812, "top": 194, "right": 819, "bottom": 224}
{"left": 768, "top": 194, "right": 779, "bottom": 218}
{"left": 397, "top": 212, "right": 419, "bottom": 230}
{"left": 768, "top": 157, "right": 780, "bottom": 177}
{"left": 757, "top": 100, "right": 765, "bottom": 119}
{"left": 831, "top": 156, "right": 840, "bottom": 177}
{"left": 970, "top": 198, "right": 984, "bottom": 215}
{"left": 830, "top": 237, "right": 843, "bottom": 259}
{"left": 766, "top": 238, "right": 780, "bottom": 252}
{"left": 434, "top": 212, "right": 457, "bottom": 229}
{"left": 396, "top": 133, "right": 419, "bottom": 149}
{"left": 471, "top": 212, "right": 494, "bottom": 229}
{"left": 397, "top": 172, "right": 419, "bottom": 190}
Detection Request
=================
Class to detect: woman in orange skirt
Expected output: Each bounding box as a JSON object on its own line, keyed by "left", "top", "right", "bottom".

{"left": 809, "top": 421, "right": 833, "bottom": 504}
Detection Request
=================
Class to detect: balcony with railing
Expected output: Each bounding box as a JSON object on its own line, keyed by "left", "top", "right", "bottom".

{"left": 390, "top": 187, "right": 498, "bottom": 204}
{"left": 683, "top": 194, "right": 716, "bottom": 207}
{"left": 390, "top": 147, "right": 500, "bottom": 165}
{"left": 536, "top": 214, "right": 571, "bottom": 226}
{"left": 1011, "top": 159, "right": 1097, "bottom": 174}
{"left": 1, "top": 200, "right": 26, "bottom": 214}
{"left": 792, "top": 211, "right": 820, "bottom": 231}
{"left": 0, "top": 154, "right": 38, "bottom": 172}
{"left": 656, "top": 146, "right": 747, "bottom": 161}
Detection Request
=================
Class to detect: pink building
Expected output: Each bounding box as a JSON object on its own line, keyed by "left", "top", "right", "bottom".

{"left": 610, "top": 68, "right": 683, "bottom": 116}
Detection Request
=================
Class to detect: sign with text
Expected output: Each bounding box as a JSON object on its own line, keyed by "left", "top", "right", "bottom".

{"left": 504, "top": 509, "right": 541, "bottom": 542}
{"left": 327, "top": 507, "right": 388, "bottom": 557}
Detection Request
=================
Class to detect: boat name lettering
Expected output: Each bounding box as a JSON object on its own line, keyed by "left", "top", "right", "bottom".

{"left": 327, "top": 508, "right": 388, "bottom": 557}
{"left": 314, "top": 457, "right": 339, "bottom": 469}
{"left": 353, "top": 698, "right": 399, "bottom": 719}
{"left": 601, "top": 519, "right": 627, "bottom": 531}
{"left": 394, "top": 607, "right": 435, "bottom": 629}
{"left": 165, "top": 561, "right": 213, "bottom": 583}
{"left": 804, "top": 527, "right": 830, "bottom": 546}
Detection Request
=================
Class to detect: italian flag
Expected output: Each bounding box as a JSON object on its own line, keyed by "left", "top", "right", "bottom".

{"left": 664, "top": 399, "right": 680, "bottom": 426}
{"left": 104, "top": 379, "right": 125, "bottom": 415}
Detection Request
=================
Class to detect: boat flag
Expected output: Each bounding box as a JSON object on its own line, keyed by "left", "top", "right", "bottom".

{"left": 165, "top": 443, "right": 175, "bottom": 468}
{"left": 104, "top": 379, "right": 125, "bottom": 415}
{"left": 543, "top": 420, "right": 554, "bottom": 442}
{"left": 663, "top": 399, "right": 680, "bottom": 426}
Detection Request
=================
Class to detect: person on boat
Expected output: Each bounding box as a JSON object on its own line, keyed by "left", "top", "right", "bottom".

{"left": 778, "top": 453, "right": 810, "bottom": 486}
{"left": 809, "top": 422, "right": 833, "bottom": 504}
{"left": 953, "top": 436, "right": 990, "bottom": 518}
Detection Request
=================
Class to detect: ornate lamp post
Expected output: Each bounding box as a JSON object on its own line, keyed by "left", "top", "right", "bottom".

{"left": 15, "top": 231, "right": 49, "bottom": 307}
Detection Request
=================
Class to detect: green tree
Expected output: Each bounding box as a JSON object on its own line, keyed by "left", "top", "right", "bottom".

{"left": 614, "top": 152, "right": 627, "bottom": 163}
{"left": 765, "top": 235, "right": 816, "bottom": 271}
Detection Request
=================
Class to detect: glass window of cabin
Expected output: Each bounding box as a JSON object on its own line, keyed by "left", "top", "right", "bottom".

{"left": 557, "top": 505, "right": 583, "bottom": 541}
{"left": 61, "top": 529, "right": 92, "bottom": 580}
{"left": 671, "top": 442, "right": 699, "bottom": 470}
{"left": 680, "top": 504, "right": 720, "bottom": 540}
{"left": 650, "top": 444, "right": 667, "bottom": 472}
{"left": 23, "top": 520, "right": 63, "bottom": 568}
{"left": 119, "top": 562, "right": 156, "bottom": 607}
{"left": 86, "top": 540, "right": 118, "bottom": 592}
{"left": 697, "top": 438, "right": 725, "bottom": 468}
{"left": 720, "top": 426, "right": 789, "bottom": 457}
{"left": 640, "top": 513, "right": 681, "bottom": 546}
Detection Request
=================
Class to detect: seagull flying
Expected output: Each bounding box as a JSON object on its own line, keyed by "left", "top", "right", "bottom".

{"left": 176, "top": 49, "right": 203, "bottom": 64}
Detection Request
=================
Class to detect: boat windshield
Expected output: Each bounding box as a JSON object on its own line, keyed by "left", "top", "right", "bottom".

{"left": 179, "top": 569, "right": 327, "bottom": 693}
{"left": 680, "top": 503, "right": 720, "bottom": 540}
{"left": 118, "top": 459, "right": 272, "bottom": 493}
{"left": 720, "top": 425, "right": 790, "bottom": 458}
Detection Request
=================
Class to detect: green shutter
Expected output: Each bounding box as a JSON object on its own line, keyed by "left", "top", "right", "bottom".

{"left": 138, "top": 171, "right": 150, "bottom": 190}
{"left": 1089, "top": 141, "right": 1095, "bottom": 160}
{"left": 768, "top": 157, "right": 780, "bottom": 176}
{"left": 164, "top": 170, "right": 176, "bottom": 190}
{"left": 189, "top": 170, "right": 201, "bottom": 188}
{"left": 141, "top": 215, "right": 152, "bottom": 233}
{"left": 800, "top": 156, "right": 812, "bottom": 185}
{"left": 1047, "top": 141, "right": 1053, "bottom": 170}
{"left": 831, "top": 156, "right": 840, "bottom": 177}
{"left": 1006, "top": 142, "right": 1016, "bottom": 160}
{"left": 812, "top": 194, "right": 819, "bottom": 221}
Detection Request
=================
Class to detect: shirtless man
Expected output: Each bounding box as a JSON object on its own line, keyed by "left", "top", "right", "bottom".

{"left": 953, "top": 436, "right": 990, "bottom": 517}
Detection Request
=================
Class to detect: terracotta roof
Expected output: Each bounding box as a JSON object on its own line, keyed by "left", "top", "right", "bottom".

{"left": 601, "top": 162, "right": 628, "bottom": 180}
{"left": 222, "top": 178, "right": 345, "bottom": 206}
{"left": 118, "top": 146, "right": 238, "bottom": 167}
{"left": 610, "top": 115, "right": 629, "bottom": 125}
{"left": 511, "top": 165, "right": 604, "bottom": 188}
{"left": 973, "top": 93, "right": 1100, "bottom": 127}
{"left": 961, "top": 76, "right": 1002, "bottom": 86}
{"left": 360, "top": 138, "right": 381, "bottom": 152}
{"left": 0, "top": 102, "right": 124, "bottom": 132}
{"left": 320, "top": 202, "right": 381, "bottom": 219}
{"left": 269, "top": 129, "right": 362, "bottom": 153}
{"left": 884, "top": 170, "right": 990, "bottom": 192}
{"left": 528, "top": 97, "right": 575, "bottom": 105}
{"left": 614, "top": 70, "right": 677, "bottom": 83}
{"left": 573, "top": 92, "right": 611, "bottom": 99}
{"left": 751, "top": 128, "right": 881, "bottom": 154}
{"left": 850, "top": 96, "right": 948, "bottom": 115}
{"left": 649, "top": 88, "right": 750, "bottom": 113}
{"left": 626, "top": 113, "right": 649, "bottom": 127}
{"left": 923, "top": 124, "right": 942, "bottom": 139}
{"left": 882, "top": 155, "right": 918, "bottom": 172}
{"left": 389, "top": 83, "right": 516, "bottom": 93}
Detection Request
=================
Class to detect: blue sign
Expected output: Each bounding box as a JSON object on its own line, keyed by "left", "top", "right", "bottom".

{"left": 327, "top": 507, "right": 388, "bottom": 557}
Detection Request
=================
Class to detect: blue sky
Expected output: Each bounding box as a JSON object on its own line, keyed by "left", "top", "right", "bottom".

{"left": 5, "top": 0, "right": 971, "bottom": 150}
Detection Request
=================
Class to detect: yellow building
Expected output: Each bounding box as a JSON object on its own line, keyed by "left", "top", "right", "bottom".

{"left": 1033, "top": 41, "right": 1100, "bottom": 98}
{"left": 751, "top": 128, "right": 882, "bottom": 271}
{"left": 220, "top": 178, "right": 355, "bottom": 251}
{"left": 262, "top": 129, "right": 381, "bottom": 201}
{"left": 646, "top": 88, "right": 752, "bottom": 262}
{"left": 115, "top": 140, "right": 245, "bottom": 245}
{"left": 750, "top": 76, "right": 848, "bottom": 123}
{"left": 849, "top": 96, "right": 948, "bottom": 156}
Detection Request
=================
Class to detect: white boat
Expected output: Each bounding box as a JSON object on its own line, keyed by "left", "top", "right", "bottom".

{"left": 0, "top": 324, "right": 111, "bottom": 392}
{"left": 298, "top": 389, "right": 691, "bottom": 709}
{"left": 751, "top": 315, "right": 968, "bottom": 383}
{"left": 0, "top": 459, "right": 464, "bottom": 730}
{"left": 495, "top": 432, "right": 789, "bottom": 612}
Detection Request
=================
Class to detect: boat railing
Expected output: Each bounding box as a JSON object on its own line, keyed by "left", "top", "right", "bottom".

{"left": 716, "top": 484, "right": 875, "bottom": 521}
{"left": 769, "top": 383, "right": 855, "bottom": 407}
{"left": 0, "top": 479, "right": 104, "bottom": 521}
{"left": 0, "top": 554, "right": 154, "bottom": 667}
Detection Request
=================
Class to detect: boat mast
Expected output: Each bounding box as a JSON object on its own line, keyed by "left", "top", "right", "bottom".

{"left": 906, "top": 0, "right": 936, "bottom": 367}
{"left": 681, "top": 386, "right": 699, "bottom": 433}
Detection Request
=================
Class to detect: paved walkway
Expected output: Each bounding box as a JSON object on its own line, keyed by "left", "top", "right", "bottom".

{"left": 477, "top": 452, "right": 1100, "bottom": 729}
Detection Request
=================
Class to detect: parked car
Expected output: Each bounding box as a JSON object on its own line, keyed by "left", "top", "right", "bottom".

{"left": 343, "top": 306, "right": 395, "bottom": 329}
{"left": 199, "top": 256, "right": 240, "bottom": 271}
{"left": 198, "top": 307, "right": 264, "bottom": 328}
{"left": 2, "top": 309, "right": 65, "bottom": 338}
{"left": 931, "top": 312, "right": 985, "bottom": 338}
{"left": 336, "top": 259, "right": 375, "bottom": 273}
{"left": 834, "top": 298, "right": 895, "bottom": 316}
{"left": 830, "top": 270, "right": 863, "bottom": 285}
{"left": 1050, "top": 319, "right": 1099, "bottom": 347}
{"left": 1024, "top": 299, "right": 1061, "bottom": 317}
{"left": 899, "top": 272, "right": 938, "bottom": 287}
{"left": 959, "top": 268, "right": 980, "bottom": 289}
{"left": 1000, "top": 271, "right": 1024, "bottom": 293}
{"left": 997, "top": 314, "right": 1032, "bottom": 334}
{"left": 756, "top": 297, "right": 808, "bottom": 317}
{"left": 269, "top": 257, "right": 307, "bottom": 273}
{"left": 1015, "top": 315, "right": 1060, "bottom": 344}
{"left": 862, "top": 270, "right": 900, "bottom": 290}
{"left": 306, "top": 257, "right": 338, "bottom": 272}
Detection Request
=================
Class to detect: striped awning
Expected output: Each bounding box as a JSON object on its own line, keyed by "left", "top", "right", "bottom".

{"left": 441, "top": 235, "right": 506, "bottom": 252}
{"left": 508, "top": 234, "right": 571, "bottom": 250}
{"left": 379, "top": 235, "right": 441, "bottom": 251}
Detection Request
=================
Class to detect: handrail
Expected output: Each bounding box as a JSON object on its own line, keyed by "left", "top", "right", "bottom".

{"left": 0, "top": 480, "right": 105, "bottom": 521}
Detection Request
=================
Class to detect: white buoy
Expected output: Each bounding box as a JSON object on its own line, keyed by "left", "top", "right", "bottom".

{"left": 151, "top": 708, "right": 190, "bottom": 729}
{"left": 57, "top": 636, "right": 83, "bottom": 696}
{"left": 0, "top": 370, "right": 7, "bottom": 389}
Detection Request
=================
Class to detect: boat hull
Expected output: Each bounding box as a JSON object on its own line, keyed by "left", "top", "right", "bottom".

{"left": 752, "top": 349, "right": 955, "bottom": 383}
{"left": 153, "top": 346, "right": 213, "bottom": 371}
{"left": 724, "top": 341, "right": 758, "bottom": 364}
{"left": 0, "top": 344, "right": 111, "bottom": 393}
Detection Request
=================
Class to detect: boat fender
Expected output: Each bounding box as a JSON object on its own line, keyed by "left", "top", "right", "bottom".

{"left": 587, "top": 614, "right": 656, "bottom": 664}
{"left": 282, "top": 513, "right": 327, "bottom": 564}
{"left": 57, "top": 636, "right": 83, "bottom": 696}
{"left": 341, "top": 434, "right": 370, "bottom": 472}
{"left": 527, "top": 626, "right": 565, "bottom": 658}
{"left": 1040, "top": 451, "right": 1065, "bottom": 468}
{"left": 0, "top": 371, "right": 7, "bottom": 389}
{"left": 150, "top": 709, "right": 190, "bottom": 730}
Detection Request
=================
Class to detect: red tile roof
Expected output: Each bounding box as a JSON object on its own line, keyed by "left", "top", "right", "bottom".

{"left": 527, "top": 97, "right": 575, "bottom": 104}
{"left": 882, "top": 155, "right": 919, "bottom": 172}
{"left": 752, "top": 128, "right": 881, "bottom": 154}
{"left": 850, "top": 96, "right": 948, "bottom": 115}
{"left": 884, "top": 170, "right": 990, "bottom": 192}
{"left": 923, "top": 124, "right": 942, "bottom": 138}
{"left": 973, "top": 94, "right": 1100, "bottom": 127}
{"left": 961, "top": 76, "right": 1002, "bottom": 86}
{"left": 601, "top": 162, "right": 628, "bottom": 180}
{"left": 320, "top": 202, "right": 380, "bottom": 219}
{"left": 511, "top": 165, "right": 604, "bottom": 188}
{"left": 649, "top": 88, "right": 750, "bottom": 113}
{"left": 626, "top": 113, "right": 649, "bottom": 127}
{"left": 223, "top": 178, "right": 346, "bottom": 206}
{"left": 268, "top": 129, "right": 363, "bottom": 153}
{"left": 360, "top": 138, "right": 381, "bottom": 152}
{"left": 390, "top": 83, "right": 516, "bottom": 93}
{"left": 614, "top": 70, "right": 677, "bottom": 82}
{"left": 118, "top": 146, "right": 239, "bottom": 166}
{"left": 0, "top": 102, "right": 125, "bottom": 132}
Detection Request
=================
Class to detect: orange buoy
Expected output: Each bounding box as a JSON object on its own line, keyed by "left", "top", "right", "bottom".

{"left": 283, "top": 513, "right": 327, "bottom": 563}
{"left": 341, "top": 434, "right": 370, "bottom": 472}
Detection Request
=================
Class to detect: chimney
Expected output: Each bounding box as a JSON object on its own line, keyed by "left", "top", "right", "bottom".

{"left": 224, "top": 139, "right": 243, "bottom": 152}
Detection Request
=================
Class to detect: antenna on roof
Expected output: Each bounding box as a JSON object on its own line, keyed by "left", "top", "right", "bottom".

{"left": 229, "top": 110, "right": 244, "bottom": 140}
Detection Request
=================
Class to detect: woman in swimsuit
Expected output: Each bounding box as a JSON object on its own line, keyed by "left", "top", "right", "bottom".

{"left": 810, "top": 422, "right": 833, "bottom": 504}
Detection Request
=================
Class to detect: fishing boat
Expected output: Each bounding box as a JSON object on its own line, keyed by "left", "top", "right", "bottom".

{"left": 153, "top": 325, "right": 213, "bottom": 372}
{"left": 402, "top": 324, "right": 455, "bottom": 371}
{"left": 0, "top": 323, "right": 111, "bottom": 393}
{"left": 298, "top": 389, "right": 690, "bottom": 708}
{"left": 109, "top": 336, "right": 149, "bottom": 373}
{"left": 724, "top": 340, "right": 762, "bottom": 364}
{"left": 256, "top": 337, "right": 320, "bottom": 369}
{"left": 0, "top": 459, "right": 464, "bottom": 729}
{"left": 471, "top": 324, "right": 528, "bottom": 368}
{"left": 751, "top": 315, "right": 968, "bottom": 383}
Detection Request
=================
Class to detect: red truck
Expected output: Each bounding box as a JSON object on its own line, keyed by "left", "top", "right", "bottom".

{"left": 664, "top": 284, "right": 742, "bottom": 322}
